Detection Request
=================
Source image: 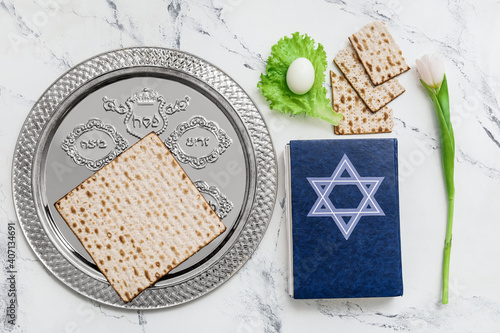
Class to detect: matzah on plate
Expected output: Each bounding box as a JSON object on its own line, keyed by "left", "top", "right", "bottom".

{"left": 55, "top": 132, "right": 226, "bottom": 303}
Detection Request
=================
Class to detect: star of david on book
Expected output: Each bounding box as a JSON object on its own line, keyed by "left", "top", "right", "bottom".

{"left": 307, "top": 154, "right": 385, "bottom": 240}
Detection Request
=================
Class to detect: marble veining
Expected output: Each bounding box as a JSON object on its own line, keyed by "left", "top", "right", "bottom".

{"left": 1, "top": 0, "right": 500, "bottom": 332}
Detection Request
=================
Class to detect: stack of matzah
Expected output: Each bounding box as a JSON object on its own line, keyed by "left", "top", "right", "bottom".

{"left": 332, "top": 22, "right": 409, "bottom": 135}
{"left": 55, "top": 132, "right": 226, "bottom": 302}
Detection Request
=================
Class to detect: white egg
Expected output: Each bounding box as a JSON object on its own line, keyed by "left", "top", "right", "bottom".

{"left": 286, "top": 57, "right": 315, "bottom": 95}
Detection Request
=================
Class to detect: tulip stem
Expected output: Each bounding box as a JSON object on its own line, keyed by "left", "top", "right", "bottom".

{"left": 442, "top": 196, "right": 455, "bottom": 304}
{"left": 421, "top": 75, "right": 456, "bottom": 304}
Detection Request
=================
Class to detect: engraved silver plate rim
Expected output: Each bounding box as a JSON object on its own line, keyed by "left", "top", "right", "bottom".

{"left": 12, "top": 47, "right": 277, "bottom": 309}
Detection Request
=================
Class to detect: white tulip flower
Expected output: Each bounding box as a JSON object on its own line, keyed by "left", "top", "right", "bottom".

{"left": 416, "top": 53, "right": 445, "bottom": 89}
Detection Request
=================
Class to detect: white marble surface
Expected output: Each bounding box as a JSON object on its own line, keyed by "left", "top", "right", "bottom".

{"left": 1, "top": 0, "right": 500, "bottom": 332}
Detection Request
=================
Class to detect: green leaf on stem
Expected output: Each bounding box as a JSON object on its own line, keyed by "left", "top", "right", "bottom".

{"left": 420, "top": 79, "right": 455, "bottom": 197}
{"left": 437, "top": 75, "right": 455, "bottom": 151}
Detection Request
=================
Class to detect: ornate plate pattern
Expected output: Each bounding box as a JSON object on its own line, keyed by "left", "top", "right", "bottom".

{"left": 164, "top": 116, "right": 232, "bottom": 169}
{"left": 12, "top": 48, "right": 277, "bottom": 309}
{"left": 194, "top": 180, "right": 234, "bottom": 219}
{"left": 61, "top": 118, "right": 129, "bottom": 171}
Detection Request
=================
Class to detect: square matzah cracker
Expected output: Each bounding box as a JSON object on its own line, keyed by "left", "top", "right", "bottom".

{"left": 55, "top": 132, "right": 226, "bottom": 303}
{"left": 334, "top": 44, "right": 405, "bottom": 112}
{"left": 330, "top": 71, "right": 393, "bottom": 135}
{"left": 349, "top": 21, "right": 410, "bottom": 85}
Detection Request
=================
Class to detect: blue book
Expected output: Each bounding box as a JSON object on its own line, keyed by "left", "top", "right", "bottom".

{"left": 284, "top": 139, "right": 403, "bottom": 299}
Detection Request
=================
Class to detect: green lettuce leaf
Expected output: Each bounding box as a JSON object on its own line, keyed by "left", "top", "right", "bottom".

{"left": 258, "top": 32, "right": 343, "bottom": 125}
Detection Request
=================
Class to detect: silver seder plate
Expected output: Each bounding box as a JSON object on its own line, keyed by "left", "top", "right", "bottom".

{"left": 12, "top": 48, "right": 277, "bottom": 309}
